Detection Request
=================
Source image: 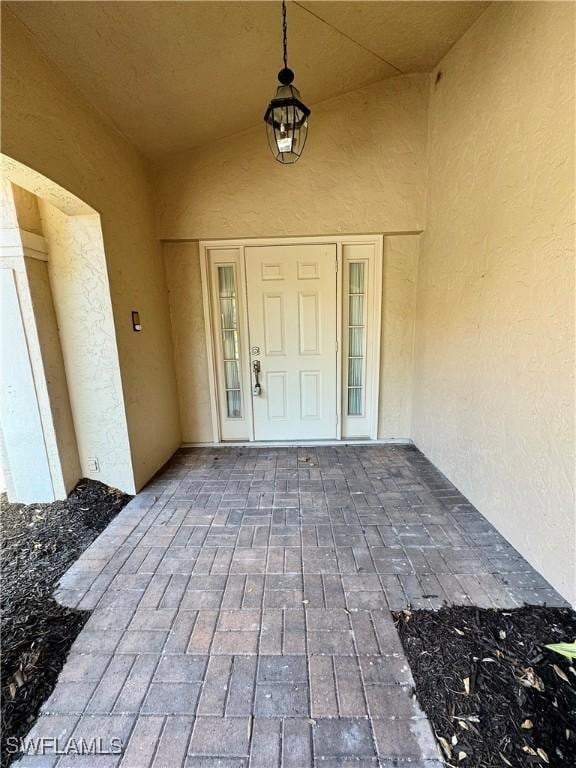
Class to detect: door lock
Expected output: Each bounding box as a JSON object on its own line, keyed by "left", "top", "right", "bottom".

{"left": 252, "top": 360, "right": 262, "bottom": 396}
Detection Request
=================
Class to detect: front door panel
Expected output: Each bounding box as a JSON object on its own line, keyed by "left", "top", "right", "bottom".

{"left": 245, "top": 244, "right": 337, "bottom": 440}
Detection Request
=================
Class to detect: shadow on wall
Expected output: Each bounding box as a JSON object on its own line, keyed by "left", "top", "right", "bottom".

{"left": 0, "top": 154, "right": 135, "bottom": 502}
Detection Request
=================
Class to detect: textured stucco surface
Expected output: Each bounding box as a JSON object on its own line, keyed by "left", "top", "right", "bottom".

{"left": 378, "top": 235, "right": 419, "bottom": 440}
{"left": 153, "top": 75, "right": 429, "bottom": 240}
{"left": 39, "top": 202, "right": 135, "bottom": 494}
{"left": 412, "top": 2, "right": 576, "bottom": 605}
{"left": 163, "top": 241, "right": 213, "bottom": 444}
{"left": 12, "top": 183, "right": 44, "bottom": 235}
{"left": 1, "top": 8, "right": 181, "bottom": 491}
{"left": 6, "top": 1, "right": 484, "bottom": 157}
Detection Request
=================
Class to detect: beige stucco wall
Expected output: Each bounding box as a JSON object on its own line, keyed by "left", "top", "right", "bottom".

{"left": 12, "top": 184, "right": 44, "bottom": 236}
{"left": 39, "top": 202, "right": 135, "bottom": 493}
{"left": 153, "top": 75, "right": 429, "bottom": 240}
{"left": 379, "top": 235, "right": 419, "bottom": 440}
{"left": 1, "top": 8, "right": 180, "bottom": 490}
{"left": 163, "top": 242, "right": 213, "bottom": 443}
{"left": 412, "top": 2, "right": 576, "bottom": 604}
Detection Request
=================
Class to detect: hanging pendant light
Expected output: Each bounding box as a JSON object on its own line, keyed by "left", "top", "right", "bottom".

{"left": 264, "top": 0, "right": 310, "bottom": 164}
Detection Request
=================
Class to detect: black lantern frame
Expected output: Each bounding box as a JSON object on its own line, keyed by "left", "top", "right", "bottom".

{"left": 264, "top": 2, "right": 311, "bottom": 164}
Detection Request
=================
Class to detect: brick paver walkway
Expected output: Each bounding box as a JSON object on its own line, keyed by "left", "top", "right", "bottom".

{"left": 15, "top": 446, "right": 567, "bottom": 767}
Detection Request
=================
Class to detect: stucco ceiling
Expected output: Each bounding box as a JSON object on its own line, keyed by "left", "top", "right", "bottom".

{"left": 8, "top": 1, "right": 488, "bottom": 158}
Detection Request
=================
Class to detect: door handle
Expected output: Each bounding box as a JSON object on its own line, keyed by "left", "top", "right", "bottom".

{"left": 252, "top": 360, "right": 262, "bottom": 396}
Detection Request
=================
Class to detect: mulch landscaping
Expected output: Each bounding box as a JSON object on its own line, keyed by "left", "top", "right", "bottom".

{"left": 1, "top": 479, "right": 131, "bottom": 767}
{"left": 395, "top": 605, "right": 576, "bottom": 767}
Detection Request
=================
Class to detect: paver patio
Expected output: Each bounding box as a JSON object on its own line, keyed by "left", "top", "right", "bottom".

{"left": 15, "top": 445, "right": 567, "bottom": 766}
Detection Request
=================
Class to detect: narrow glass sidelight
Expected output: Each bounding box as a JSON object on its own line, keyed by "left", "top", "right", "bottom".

{"left": 217, "top": 265, "right": 242, "bottom": 418}
{"left": 347, "top": 262, "right": 366, "bottom": 416}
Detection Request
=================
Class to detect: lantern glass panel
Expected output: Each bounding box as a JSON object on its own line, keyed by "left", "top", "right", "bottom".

{"left": 265, "top": 85, "right": 309, "bottom": 163}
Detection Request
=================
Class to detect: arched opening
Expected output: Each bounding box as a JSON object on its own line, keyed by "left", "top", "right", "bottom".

{"left": 0, "top": 154, "right": 134, "bottom": 501}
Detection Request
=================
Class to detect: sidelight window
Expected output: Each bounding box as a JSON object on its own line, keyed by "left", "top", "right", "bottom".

{"left": 217, "top": 265, "right": 242, "bottom": 418}
{"left": 347, "top": 261, "right": 366, "bottom": 416}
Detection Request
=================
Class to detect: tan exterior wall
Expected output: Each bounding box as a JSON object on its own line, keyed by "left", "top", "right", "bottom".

{"left": 153, "top": 75, "right": 429, "bottom": 240}
{"left": 12, "top": 185, "right": 43, "bottom": 236}
{"left": 1, "top": 9, "right": 180, "bottom": 490}
{"left": 379, "top": 236, "right": 419, "bottom": 440}
{"left": 39, "top": 202, "right": 135, "bottom": 493}
{"left": 163, "top": 241, "right": 213, "bottom": 443}
{"left": 412, "top": 2, "right": 576, "bottom": 604}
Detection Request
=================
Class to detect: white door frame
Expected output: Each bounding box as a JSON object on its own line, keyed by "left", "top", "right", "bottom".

{"left": 200, "top": 235, "right": 383, "bottom": 443}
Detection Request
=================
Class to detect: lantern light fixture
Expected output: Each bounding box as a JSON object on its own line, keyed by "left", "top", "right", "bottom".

{"left": 264, "top": 0, "right": 310, "bottom": 164}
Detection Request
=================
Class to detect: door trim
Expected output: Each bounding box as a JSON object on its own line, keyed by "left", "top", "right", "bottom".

{"left": 200, "top": 235, "right": 383, "bottom": 443}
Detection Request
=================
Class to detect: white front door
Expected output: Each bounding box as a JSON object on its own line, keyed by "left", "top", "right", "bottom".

{"left": 245, "top": 244, "right": 338, "bottom": 440}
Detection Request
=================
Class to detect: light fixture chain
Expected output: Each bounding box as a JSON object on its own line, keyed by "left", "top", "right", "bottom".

{"left": 265, "top": 0, "right": 310, "bottom": 163}
{"left": 282, "top": 0, "right": 288, "bottom": 69}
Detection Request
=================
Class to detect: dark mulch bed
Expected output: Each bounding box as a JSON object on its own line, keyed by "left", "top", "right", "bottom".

{"left": 395, "top": 606, "right": 576, "bottom": 767}
{"left": 1, "top": 479, "right": 131, "bottom": 767}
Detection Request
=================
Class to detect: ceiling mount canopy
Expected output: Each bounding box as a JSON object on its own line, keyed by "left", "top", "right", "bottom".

{"left": 264, "top": 0, "right": 311, "bottom": 164}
